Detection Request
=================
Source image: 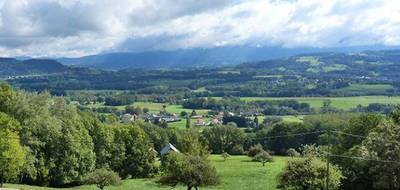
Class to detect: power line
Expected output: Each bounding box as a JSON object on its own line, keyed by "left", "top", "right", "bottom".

{"left": 331, "top": 130, "right": 400, "bottom": 144}
{"left": 323, "top": 151, "right": 400, "bottom": 164}
{"left": 256, "top": 130, "right": 326, "bottom": 140}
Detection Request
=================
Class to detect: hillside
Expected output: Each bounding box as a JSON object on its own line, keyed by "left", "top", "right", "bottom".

{"left": 4, "top": 49, "right": 400, "bottom": 97}
{"left": 57, "top": 46, "right": 395, "bottom": 70}
{"left": 0, "top": 58, "right": 68, "bottom": 78}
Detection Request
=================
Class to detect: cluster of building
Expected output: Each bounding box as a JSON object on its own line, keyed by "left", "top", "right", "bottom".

{"left": 121, "top": 113, "right": 181, "bottom": 124}
{"left": 120, "top": 111, "right": 225, "bottom": 127}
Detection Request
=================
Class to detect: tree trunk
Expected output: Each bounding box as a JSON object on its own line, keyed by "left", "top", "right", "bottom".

{"left": 0, "top": 173, "right": 3, "bottom": 187}
{"left": 195, "top": 186, "right": 198, "bottom": 190}
{"left": 187, "top": 185, "right": 192, "bottom": 190}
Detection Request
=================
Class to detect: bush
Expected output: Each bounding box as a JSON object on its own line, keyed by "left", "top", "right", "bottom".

{"left": 286, "top": 148, "right": 300, "bottom": 157}
{"left": 247, "top": 144, "right": 264, "bottom": 157}
{"left": 85, "top": 168, "right": 121, "bottom": 190}
{"left": 279, "top": 157, "right": 344, "bottom": 190}
{"left": 229, "top": 144, "right": 245, "bottom": 155}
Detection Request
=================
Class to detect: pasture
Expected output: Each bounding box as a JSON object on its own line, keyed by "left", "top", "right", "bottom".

{"left": 5, "top": 155, "right": 290, "bottom": 190}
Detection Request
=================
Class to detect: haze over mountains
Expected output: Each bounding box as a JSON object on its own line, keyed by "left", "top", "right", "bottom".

{"left": 1, "top": 46, "right": 400, "bottom": 78}
{"left": 56, "top": 46, "right": 399, "bottom": 70}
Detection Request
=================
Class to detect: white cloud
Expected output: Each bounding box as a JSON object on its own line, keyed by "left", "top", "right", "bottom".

{"left": 0, "top": 0, "right": 399, "bottom": 57}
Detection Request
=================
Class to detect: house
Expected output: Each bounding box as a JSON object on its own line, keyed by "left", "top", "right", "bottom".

{"left": 121, "top": 113, "right": 136, "bottom": 123}
{"left": 141, "top": 113, "right": 181, "bottom": 123}
{"left": 160, "top": 143, "right": 180, "bottom": 156}
{"left": 210, "top": 118, "right": 222, "bottom": 125}
{"left": 195, "top": 118, "right": 206, "bottom": 126}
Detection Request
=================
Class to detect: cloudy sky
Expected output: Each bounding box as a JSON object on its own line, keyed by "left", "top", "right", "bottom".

{"left": 0, "top": 0, "right": 399, "bottom": 57}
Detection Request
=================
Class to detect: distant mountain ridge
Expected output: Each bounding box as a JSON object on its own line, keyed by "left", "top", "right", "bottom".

{"left": 0, "top": 58, "right": 67, "bottom": 77}
{"left": 57, "top": 46, "right": 399, "bottom": 70}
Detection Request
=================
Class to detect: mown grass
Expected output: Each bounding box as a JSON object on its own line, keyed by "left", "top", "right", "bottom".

{"left": 5, "top": 155, "right": 291, "bottom": 190}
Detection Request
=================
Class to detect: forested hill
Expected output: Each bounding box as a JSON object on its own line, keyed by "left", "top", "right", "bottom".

{"left": 3, "top": 49, "right": 400, "bottom": 97}
{"left": 57, "top": 46, "right": 394, "bottom": 70}
{"left": 0, "top": 58, "right": 68, "bottom": 77}
{"left": 236, "top": 50, "right": 400, "bottom": 78}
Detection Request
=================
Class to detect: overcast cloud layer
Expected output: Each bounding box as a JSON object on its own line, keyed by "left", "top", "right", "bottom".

{"left": 0, "top": 0, "right": 400, "bottom": 57}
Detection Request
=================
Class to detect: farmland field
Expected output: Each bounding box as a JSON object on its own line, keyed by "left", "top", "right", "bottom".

{"left": 238, "top": 96, "right": 400, "bottom": 110}
{"left": 5, "top": 155, "right": 290, "bottom": 190}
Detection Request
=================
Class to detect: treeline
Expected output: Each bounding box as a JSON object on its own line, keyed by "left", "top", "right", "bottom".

{"left": 182, "top": 97, "right": 312, "bottom": 115}
{"left": 7, "top": 53, "right": 400, "bottom": 98}
{"left": 0, "top": 83, "right": 208, "bottom": 187}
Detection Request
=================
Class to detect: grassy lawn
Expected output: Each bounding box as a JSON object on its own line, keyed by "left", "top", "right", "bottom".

{"left": 5, "top": 155, "right": 290, "bottom": 190}
{"left": 239, "top": 96, "right": 400, "bottom": 110}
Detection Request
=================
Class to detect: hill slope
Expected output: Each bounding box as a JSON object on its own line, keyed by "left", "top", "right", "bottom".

{"left": 0, "top": 58, "right": 68, "bottom": 77}
{"left": 57, "top": 46, "right": 396, "bottom": 70}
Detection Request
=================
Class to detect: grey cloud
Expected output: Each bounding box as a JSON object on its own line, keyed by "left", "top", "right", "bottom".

{"left": 0, "top": 0, "right": 399, "bottom": 57}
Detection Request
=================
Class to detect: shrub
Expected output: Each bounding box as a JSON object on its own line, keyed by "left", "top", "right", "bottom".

{"left": 247, "top": 144, "right": 264, "bottom": 157}
{"left": 229, "top": 144, "right": 245, "bottom": 155}
{"left": 279, "top": 157, "right": 344, "bottom": 190}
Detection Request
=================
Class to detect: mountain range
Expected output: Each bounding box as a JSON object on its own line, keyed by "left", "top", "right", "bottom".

{"left": 56, "top": 45, "right": 399, "bottom": 70}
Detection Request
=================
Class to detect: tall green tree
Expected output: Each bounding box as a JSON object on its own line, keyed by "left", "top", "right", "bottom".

{"left": 111, "top": 124, "right": 157, "bottom": 178}
{"left": 0, "top": 112, "right": 25, "bottom": 187}
{"left": 201, "top": 125, "right": 245, "bottom": 154}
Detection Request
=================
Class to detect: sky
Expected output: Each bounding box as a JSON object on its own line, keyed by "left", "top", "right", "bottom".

{"left": 0, "top": 0, "right": 400, "bottom": 57}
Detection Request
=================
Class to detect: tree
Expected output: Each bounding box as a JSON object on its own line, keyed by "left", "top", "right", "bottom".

{"left": 159, "top": 153, "right": 219, "bottom": 190}
{"left": 111, "top": 124, "right": 157, "bottom": 178}
{"left": 286, "top": 148, "right": 300, "bottom": 157}
{"left": 201, "top": 125, "right": 245, "bottom": 154}
{"left": 85, "top": 168, "right": 121, "bottom": 190}
{"left": 348, "top": 118, "right": 400, "bottom": 190}
{"left": 175, "top": 129, "right": 209, "bottom": 157}
{"left": 221, "top": 152, "right": 230, "bottom": 161}
{"left": 181, "top": 111, "right": 188, "bottom": 117}
{"left": 142, "top": 107, "right": 150, "bottom": 114}
{"left": 279, "top": 156, "right": 344, "bottom": 190}
{"left": 247, "top": 144, "right": 264, "bottom": 157}
{"left": 186, "top": 115, "right": 191, "bottom": 129}
{"left": 253, "top": 151, "right": 273, "bottom": 166}
{"left": 254, "top": 116, "right": 259, "bottom": 128}
{"left": 0, "top": 112, "right": 25, "bottom": 187}
{"left": 191, "top": 110, "right": 197, "bottom": 116}
{"left": 230, "top": 144, "right": 244, "bottom": 155}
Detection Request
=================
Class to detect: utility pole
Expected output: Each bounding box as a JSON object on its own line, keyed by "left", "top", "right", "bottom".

{"left": 326, "top": 130, "right": 330, "bottom": 190}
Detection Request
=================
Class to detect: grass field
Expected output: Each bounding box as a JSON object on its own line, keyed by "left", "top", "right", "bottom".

{"left": 332, "top": 84, "right": 394, "bottom": 95}
{"left": 5, "top": 155, "right": 290, "bottom": 190}
{"left": 239, "top": 96, "right": 400, "bottom": 110}
{"left": 76, "top": 101, "right": 210, "bottom": 115}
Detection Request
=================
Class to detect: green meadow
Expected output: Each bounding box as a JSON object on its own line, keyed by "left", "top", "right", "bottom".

{"left": 239, "top": 96, "right": 400, "bottom": 110}
{"left": 5, "top": 155, "right": 290, "bottom": 190}
{"left": 76, "top": 101, "right": 210, "bottom": 115}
